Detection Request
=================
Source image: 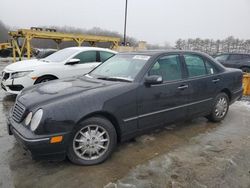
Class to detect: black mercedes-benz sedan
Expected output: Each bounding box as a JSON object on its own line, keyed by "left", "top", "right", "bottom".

{"left": 8, "top": 51, "right": 243, "bottom": 165}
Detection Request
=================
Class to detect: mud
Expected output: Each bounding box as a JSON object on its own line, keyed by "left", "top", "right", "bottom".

{"left": 0, "top": 60, "right": 250, "bottom": 188}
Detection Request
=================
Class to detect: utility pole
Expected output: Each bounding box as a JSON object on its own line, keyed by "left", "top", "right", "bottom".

{"left": 123, "top": 0, "right": 128, "bottom": 46}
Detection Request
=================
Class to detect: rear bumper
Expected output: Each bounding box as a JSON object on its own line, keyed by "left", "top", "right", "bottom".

{"left": 7, "top": 117, "right": 71, "bottom": 161}
{"left": 230, "top": 88, "right": 243, "bottom": 104}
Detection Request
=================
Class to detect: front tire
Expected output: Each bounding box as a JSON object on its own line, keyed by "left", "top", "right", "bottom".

{"left": 207, "top": 93, "right": 229, "bottom": 122}
{"left": 67, "top": 117, "right": 117, "bottom": 165}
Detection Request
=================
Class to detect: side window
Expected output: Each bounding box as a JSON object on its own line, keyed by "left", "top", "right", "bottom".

{"left": 205, "top": 60, "right": 218, "bottom": 75}
{"left": 100, "top": 51, "right": 114, "bottom": 62}
{"left": 149, "top": 55, "right": 182, "bottom": 81}
{"left": 229, "top": 54, "right": 242, "bottom": 61}
{"left": 74, "top": 51, "right": 97, "bottom": 64}
{"left": 184, "top": 54, "right": 206, "bottom": 77}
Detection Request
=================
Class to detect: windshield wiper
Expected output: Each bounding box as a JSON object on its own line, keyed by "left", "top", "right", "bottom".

{"left": 97, "top": 76, "right": 132, "bottom": 82}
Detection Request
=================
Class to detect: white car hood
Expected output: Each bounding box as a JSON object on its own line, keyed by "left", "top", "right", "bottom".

{"left": 4, "top": 59, "right": 51, "bottom": 72}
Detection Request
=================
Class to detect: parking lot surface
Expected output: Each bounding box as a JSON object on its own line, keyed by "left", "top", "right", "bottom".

{"left": 0, "top": 59, "right": 250, "bottom": 188}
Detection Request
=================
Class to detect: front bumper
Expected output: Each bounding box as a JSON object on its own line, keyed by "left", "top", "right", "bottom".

{"left": 7, "top": 117, "right": 71, "bottom": 161}
{"left": 1, "top": 75, "right": 35, "bottom": 94}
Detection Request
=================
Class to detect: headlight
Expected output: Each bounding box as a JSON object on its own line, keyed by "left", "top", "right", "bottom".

{"left": 24, "top": 112, "right": 32, "bottom": 126}
{"left": 30, "top": 109, "right": 43, "bottom": 131}
{"left": 11, "top": 71, "right": 33, "bottom": 79}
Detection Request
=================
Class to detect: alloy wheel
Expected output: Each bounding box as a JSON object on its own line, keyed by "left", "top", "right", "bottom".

{"left": 214, "top": 97, "right": 228, "bottom": 118}
{"left": 73, "top": 125, "right": 110, "bottom": 160}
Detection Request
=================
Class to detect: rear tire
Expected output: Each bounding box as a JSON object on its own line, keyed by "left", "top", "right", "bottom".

{"left": 207, "top": 93, "right": 229, "bottom": 122}
{"left": 34, "top": 75, "right": 57, "bottom": 84}
{"left": 67, "top": 117, "right": 117, "bottom": 165}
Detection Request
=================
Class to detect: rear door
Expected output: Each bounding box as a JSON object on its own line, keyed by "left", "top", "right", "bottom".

{"left": 137, "top": 53, "right": 190, "bottom": 130}
{"left": 182, "top": 53, "right": 221, "bottom": 117}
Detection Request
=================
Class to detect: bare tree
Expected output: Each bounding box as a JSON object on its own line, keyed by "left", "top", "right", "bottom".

{"left": 175, "top": 36, "right": 250, "bottom": 55}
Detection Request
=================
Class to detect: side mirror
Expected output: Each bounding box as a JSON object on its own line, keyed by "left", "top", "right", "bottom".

{"left": 65, "top": 58, "right": 80, "bottom": 65}
{"left": 144, "top": 75, "right": 163, "bottom": 85}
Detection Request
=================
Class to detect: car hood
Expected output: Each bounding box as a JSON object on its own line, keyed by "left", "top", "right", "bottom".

{"left": 4, "top": 59, "right": 52, "bottom": 72}
{"left": 17, "top": 76, "right": 121, "bottom": 107}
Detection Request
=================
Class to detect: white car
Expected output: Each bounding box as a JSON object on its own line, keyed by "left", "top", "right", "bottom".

{"left": 1, "top": 47, "right": 117, "bottom": 94}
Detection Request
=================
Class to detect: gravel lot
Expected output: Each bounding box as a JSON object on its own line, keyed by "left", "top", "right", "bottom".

{"left": 0, "top": 59, "right": 250, "bottom": 188}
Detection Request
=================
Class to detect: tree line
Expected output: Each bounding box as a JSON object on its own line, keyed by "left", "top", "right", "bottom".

{"left": 175, "top": 36, "right": 250, "bottom": 55}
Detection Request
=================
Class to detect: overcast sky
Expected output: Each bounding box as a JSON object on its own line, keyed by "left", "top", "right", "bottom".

{"left": 1, "top": 0, "right": 250, "bottom": 45}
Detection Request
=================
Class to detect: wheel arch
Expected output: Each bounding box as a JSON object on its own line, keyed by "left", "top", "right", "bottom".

{"left": 37, "top": 74, "right": 58, "bottom": 79}
{"left": 34, "top": 74, "right": 59, "bottom": 84}
{"left": 220, "top": 88, "right": 232, "bottom": 102}
{"left": 77, "top": 111, "right": 121, "bottom": 142}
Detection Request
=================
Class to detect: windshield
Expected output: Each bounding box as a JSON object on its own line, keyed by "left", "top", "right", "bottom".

{"left": 215, "top": 54, "right": 229, "bottom": 61}
{"left": 43, "top": 48, "right": 79, "bottom": 62}
{"left": 90, "top": 54, "right": 150, "bottom": 81}
{"left": 36, "top": 50, "right": 57, "bottom": 59}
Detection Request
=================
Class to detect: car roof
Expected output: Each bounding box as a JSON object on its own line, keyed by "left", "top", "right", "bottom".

{"left": 65, "top": 47, "right": 117, "bottom": 53}
{"left": 216, "top": 52, "right": 250, "bottom": 55}
{"left": 118, "top": 50, "right": 210, "bottom": 57}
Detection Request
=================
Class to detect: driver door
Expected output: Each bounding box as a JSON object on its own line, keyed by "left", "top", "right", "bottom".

{"left": 137, "top": 54, "right": 190, "bottom": 130}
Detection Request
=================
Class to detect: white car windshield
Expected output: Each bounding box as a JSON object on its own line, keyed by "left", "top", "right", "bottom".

{"left": 43, "top": 48, "right": 79, "bottom": 62}
{"left": 90, "top": 54, "right": 150, "bottom": 81}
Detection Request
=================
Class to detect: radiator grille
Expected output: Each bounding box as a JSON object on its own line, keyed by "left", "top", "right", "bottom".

{"left": 12, "top": 101, "right": 26, "bottom": 123}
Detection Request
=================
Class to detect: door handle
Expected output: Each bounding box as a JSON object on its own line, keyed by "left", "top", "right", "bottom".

{"left": 178, "top": 85, "right": 188, "bottom": 90}
{"left": 212, "top": 79, "right": 220, "bottom": 83}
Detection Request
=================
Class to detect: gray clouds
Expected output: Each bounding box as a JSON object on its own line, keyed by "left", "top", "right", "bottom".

{"left": 1, "top": 0, "right": 250, "bottom": 45}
